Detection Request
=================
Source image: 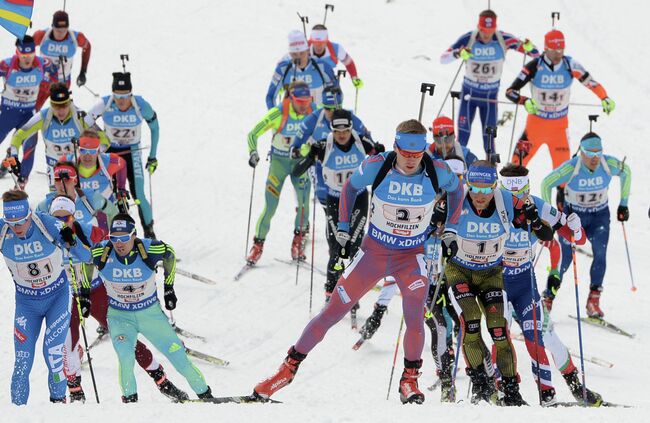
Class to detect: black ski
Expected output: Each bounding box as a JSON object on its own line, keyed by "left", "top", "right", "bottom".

{"left": 186, "top": 347, "right": 229, "bottom": 366}
{"left": 554, "top": 401, "right": 633, "bottom": 408}
{"left": 569, "top": 315, "right": 635, "bottom": 339}
{"left": 180, "top": 395, "right": 281, "bottom": 404}
{"left": 274, "top": 258, "right": 327, "bottom": 276}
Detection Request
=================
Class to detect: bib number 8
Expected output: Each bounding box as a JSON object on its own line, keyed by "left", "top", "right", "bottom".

{"left": 18, "top": 259, "right": 53, "bottom": 280}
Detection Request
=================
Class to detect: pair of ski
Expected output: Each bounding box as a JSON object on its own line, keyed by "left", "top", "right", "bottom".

{"left": 569, "top": 315, "right": 635, "bottom": 338}
{"left": 178, "top": 394, "right": 281, "bottom": 404}
{"left": 86, "top": 323, "right": 229, "bottom": 367}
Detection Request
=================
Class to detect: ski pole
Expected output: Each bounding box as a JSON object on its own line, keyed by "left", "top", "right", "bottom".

{"left": 82, "top": 84, "right": 100, "bottom": 98}
{"left": 450, "top": 91, "right": 461, "bottom": 127}
{"left": 69, "top": 259, "right": 100, "bottom": 403}
{"left": 507, "top": 52, "right": 528, "bottom": 161}
{"left": 418, "top": 83, "right": 436, "bottom": 123}
{"left": 621, "top": 222, "right": 637, "bottom": 292}
{"left": 295, "top": 188, "right": 307, "bottom": 286}
{"left": 463, "top": 94, "right": 513, "bottom": 106}
{"left": 386, "top": 315, "right": 405, "bottom": 400}
{"left": 309, "top": 194, "right": 317, "bottom": 316}
{"left": 297, "top": 12, "right": 309, "bottom": 38}
{"left": 436, "top": 61, "right": 463, "bottom": 118}
{"left": 354, "top": 86, "right": 359, "bottom": 115}
{"left": 244, "top": 167, "right": 256, "bottom": 258}
{"left": 450, "top": 325, "right": 463, "bottom": 402}
{"left": 527, "top": 223, "right": 543, "bottom": 405}
{"left": 148, "top": 169, "right": 154, "bottom": 215}
{"left": 323, "top": 4, "right": 334, "bottom": 25}
{"left": 570, "top": 235, "right": 588, "bottom": 405}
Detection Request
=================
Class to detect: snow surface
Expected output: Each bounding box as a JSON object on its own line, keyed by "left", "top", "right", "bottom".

{"left": 0, "top": 0, "right": 648, "bottom": 421}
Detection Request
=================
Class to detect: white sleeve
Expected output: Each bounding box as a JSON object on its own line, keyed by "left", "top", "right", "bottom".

{"left": 86, "top": 99, "right": 106, "bottom": 126}
{"left": 336, "top": 43, "right": 349, "bottom": 62}
{"left": 540, "top": 201, "right": 562, "bottom": 227}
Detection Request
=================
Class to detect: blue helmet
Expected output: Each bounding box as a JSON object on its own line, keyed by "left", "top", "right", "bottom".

{"left": 322, "top": 85, "right": 343, "bottom": 109}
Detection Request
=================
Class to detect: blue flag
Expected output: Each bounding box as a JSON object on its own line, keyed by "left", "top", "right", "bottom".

{"left": 0, "top": 0, "right": 33, "bottom": 40}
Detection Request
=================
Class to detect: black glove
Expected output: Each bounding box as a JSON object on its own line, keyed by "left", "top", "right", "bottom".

{"left": 146, "top": 157, "right": 158, "bottom": 174}
{"left": 431, "top": 199, "right": 447, "bottom": 227}
{"left": 373, "top": 142, "right": 385, "bottom": 153}
{"left": 117, "top": 189, "right": 130, "bottom": 201}
{"left": 546, "top": 270, "right": 561, "bottom": 298}
{"left": 60, "top": 226, "right": 76, "bottom": 246}
{"left": 76, "top": 70, "right": 87, "bottom": 87}
{"left": 617, "top": 205, "right": 629, "bottom": 222}
{"left": 164, "top": 286, "right": 177, "bottom": 310}
{"left": 523, "top": 200, "right": 542, "bottom": 228}
{"left": 248, "top": 151, "right": 260, "bottom": 168}
{"left": 440, "top": 231, "right": 458, "bottom": 258}
{"left": 78, "top": 287, "right": 91, "bottom": 318}
{"left": 556, "top": 186, "right": 565, "bottom": 212}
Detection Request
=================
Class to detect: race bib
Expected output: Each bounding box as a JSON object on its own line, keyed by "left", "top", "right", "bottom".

{"left": 567, "top": 187, "right": 608, "bottom": 209}
{"left": 502, "top": 247, "right": 530, "bottom": 267}
{"left": 466, "top": 59, "right": 504, "bottom": 84}
{"left": 456, "top": 236, "right": 505, "bottom": 264}
{"left": 533, "top": 87, "right": 571, "bottom": 112}
{"left": 17, "top": 258, "right": 54, "bottom": 288}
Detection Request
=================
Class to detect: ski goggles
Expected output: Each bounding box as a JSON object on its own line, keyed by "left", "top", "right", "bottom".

{"left": 79, "top": 147, "right": 99, "bottom": 155}
{"left": 5, "top": 211, "right": 32, "bottom": 227}
{"left": 504, "top": 182, "right": 530, "bottom": 199}
{"left": 290, "top": 94, "right": 312, "bottom": 105}
{"left": 109, "top": 230, "right": 135, "bottom": 244}
{"left": 433, "top": 133, "right": 454, "bottom": 144}
{"left": 53, "top": 167, "right": 78, "bottom": 181}
{"left": 467, "top": 181, "right": 496, "bottom": 194}
{"left": 54, "top": 214, "right": 74, "bottom": 225}
{"left": 580, "top": 147, "right": 602, "bottom": 158}
{"left": 396, "top": 147, "right": 424, "bottom": 159}
{"left": 113, "top": 92, "right": 132, "bottom": 99}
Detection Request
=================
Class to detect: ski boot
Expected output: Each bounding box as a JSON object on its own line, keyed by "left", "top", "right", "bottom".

{"left": 143, "top": 222, "right": 156, "bottom": 239}
{"left": 67, "top": 375, "right": 86, "bottom": 403}
{"left": 541, "top": 388, "right": 558, "bottom": 407}
{"left": 122, "top": 393, "right": 138, "bottom": 403}
{"left": 198, "top": 386, "right": 214, "bottom": 400}
{"left": 50, "top": 397, "right": 66, "bottom": 403}
{"left": 291, "top": 230, "right": 307, "bottom": 261}
{"left": 254, "top": 346, "right": 306, "bottom": 400}
{"left": 467, "top": 365, "right": 498, "bottom": 405}
{"left": 147, "top": 365, "right": 189, "bottom": 402}
{"left": 563, "top": 369, "right": 603, "bottom": 406}
{"left": 399, "top": 359, "right": 424, "bottom": 404}
{"left": 499, "top": 376, "right": 527, "bottom": 406}
{"left": 586, "top": 288, "right": 604, "bottom": 318}
{"left": 246, "top": 238, "right": 265, "bottom": 265}
{"left": 359, "top": 303, "right": 388, "bottom": 340}
{"left": 439, "top": 348, "right": 456, "bottom": 403}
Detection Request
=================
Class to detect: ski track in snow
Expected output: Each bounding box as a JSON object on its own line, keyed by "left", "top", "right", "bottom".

{"left": 0, "top": 0, "right": 647, "bottom": 421}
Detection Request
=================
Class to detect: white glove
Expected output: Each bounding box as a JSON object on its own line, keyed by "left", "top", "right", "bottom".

{"left": 566, "top": 212, "right": 581, "bottom": 232}
{"left": 566, "top": 212, "right": 583, "bottom": 241}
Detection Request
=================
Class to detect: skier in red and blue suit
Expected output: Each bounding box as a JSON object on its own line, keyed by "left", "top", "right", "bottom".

{"left": 252, "top": 119, "right": 463, "bottom": 404}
